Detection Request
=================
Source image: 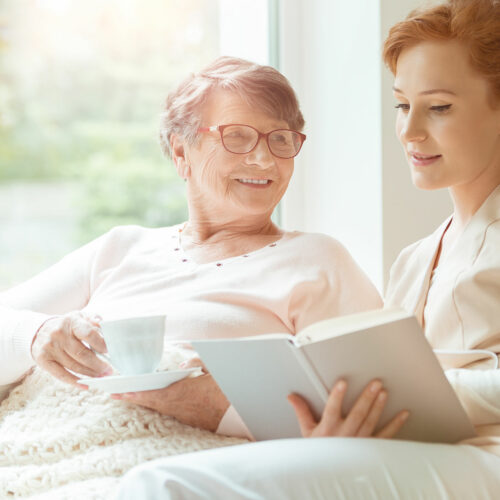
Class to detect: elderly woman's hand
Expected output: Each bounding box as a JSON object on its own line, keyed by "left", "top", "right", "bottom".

{"left": 31, "top": 311, "right": 112, "bottom": 385}
{"left": 111, "top": 358, "right": 230, "bottom": 432}
{"left": 288, "top": 379, "right": 409, "bottom": 438}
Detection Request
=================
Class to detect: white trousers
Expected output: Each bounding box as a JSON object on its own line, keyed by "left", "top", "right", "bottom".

{"left": 115, "top": 438, "right": 500, "bottom": 500}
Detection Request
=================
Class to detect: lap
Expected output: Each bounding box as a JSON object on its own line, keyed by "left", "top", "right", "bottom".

{"left": 115, "top": 438, "right": 500, "bottom": 500}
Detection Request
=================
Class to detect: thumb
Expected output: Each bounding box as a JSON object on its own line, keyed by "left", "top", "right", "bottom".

{"left": 180, "top": 356, "right": 206, "bottom": 372}
{"left": 287, "top": 393, "right": 317, "bottom": 437}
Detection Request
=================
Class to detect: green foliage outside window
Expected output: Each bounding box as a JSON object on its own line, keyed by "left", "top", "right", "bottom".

{"left": 0, "top": 0, "right": 218, "bottom": 286}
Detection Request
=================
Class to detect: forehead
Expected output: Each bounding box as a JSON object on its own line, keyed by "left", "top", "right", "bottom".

{"left": 200, "top": 88, "right": 289, "bottom": 130}
{"left": 394, "top": 40, "right": 489, "bottom": 97}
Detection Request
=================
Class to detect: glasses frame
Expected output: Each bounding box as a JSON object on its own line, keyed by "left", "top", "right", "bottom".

{"left": 197, "top": 124, "right": 306, "bottom": 159}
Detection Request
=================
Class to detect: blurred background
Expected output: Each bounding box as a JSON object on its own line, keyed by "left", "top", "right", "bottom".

{"left": 0, "top": 0, "right": 269, "bottom": 289}
{"left": 0, "top": 0, "right": 450, "bottom": 293}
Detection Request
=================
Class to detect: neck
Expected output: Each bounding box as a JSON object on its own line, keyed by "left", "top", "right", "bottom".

{"left": 448, "top": 177, "right": 500, "bottom": 231}
{"left": 184, "top": 215, "right": 280, "bottom": 245}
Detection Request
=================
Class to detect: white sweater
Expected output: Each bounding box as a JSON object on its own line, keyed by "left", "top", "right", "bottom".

{"left": 0, "top": 224, "right": 382, "bottom": 435}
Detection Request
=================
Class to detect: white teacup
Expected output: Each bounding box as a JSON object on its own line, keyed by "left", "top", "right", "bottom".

{"left": 100, "top": 315, "right": 166, "bottom": 376}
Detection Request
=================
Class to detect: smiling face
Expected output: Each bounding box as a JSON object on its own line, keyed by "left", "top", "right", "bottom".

{"left": 172, "top": 89, "right": 295, "bottom": 224}
{"left": 393, "top": 40, "right": 500, "bottom": 194}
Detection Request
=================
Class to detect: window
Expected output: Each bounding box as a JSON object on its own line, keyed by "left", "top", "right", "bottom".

{"left": 0, "top": 0, "right": 270, "bottom": 290}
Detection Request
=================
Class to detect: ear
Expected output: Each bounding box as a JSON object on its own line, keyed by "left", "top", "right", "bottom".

{"left": 170, "top": 134, "right": 191, "bottom": 180}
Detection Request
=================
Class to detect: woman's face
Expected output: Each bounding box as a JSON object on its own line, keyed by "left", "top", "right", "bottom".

{"left": 181, "top": 89, "right": 295, "bottom": 221}
{"left": 393, "top": 40, "right": 500, "bottom": 192}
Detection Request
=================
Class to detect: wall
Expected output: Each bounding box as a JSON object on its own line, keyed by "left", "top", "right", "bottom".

{"left": 278, "top": 0, "right": 451, "bottom": 292}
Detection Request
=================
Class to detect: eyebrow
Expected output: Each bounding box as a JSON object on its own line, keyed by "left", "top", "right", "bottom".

{"left": 392, "top": 86, "right": 457, "bottom": 96}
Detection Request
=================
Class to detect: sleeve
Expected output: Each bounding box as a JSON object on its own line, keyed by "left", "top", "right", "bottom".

{"left": 0, "top": 233, "right": 109, "bottom": 385}
{"left": 445, "top": 368, "right": 500, "bottom": 426}
{"left": 290, "top": 237, "right": 383, "bottom": 333}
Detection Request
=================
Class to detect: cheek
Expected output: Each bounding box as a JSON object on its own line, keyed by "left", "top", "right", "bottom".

{"left": 395, "top": 116, "right": 404, "bottom": 143}
{"left": 276, "top": 160, "right": 294, "bottom": 186}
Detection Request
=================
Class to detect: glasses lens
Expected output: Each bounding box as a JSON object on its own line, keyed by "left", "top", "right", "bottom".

{"left": 268, "top": 130, "right": 302, "bottom": 158}
{"left": 222, "top": 125, "right": 258, "bottom": 154}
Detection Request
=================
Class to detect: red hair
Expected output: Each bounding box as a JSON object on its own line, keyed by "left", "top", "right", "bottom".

{"left": 383, "top": 0, "right": 500, "bottom": 101}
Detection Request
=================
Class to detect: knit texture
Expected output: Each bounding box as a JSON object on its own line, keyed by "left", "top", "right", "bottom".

{"left": 0, "top": 351, "right": 247, "bottom": 499}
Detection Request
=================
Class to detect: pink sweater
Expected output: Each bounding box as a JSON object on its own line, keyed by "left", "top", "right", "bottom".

{"left": 0, "top": 224, "right": 382, "bottom": 436}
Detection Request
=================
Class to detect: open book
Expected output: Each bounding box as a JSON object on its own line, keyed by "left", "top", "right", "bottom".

{"left": 192, "top": 308, "right": 475, "bottom": 442}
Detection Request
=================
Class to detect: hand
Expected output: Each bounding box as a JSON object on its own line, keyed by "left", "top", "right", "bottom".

{"left": 31, "top": 311, "right": 112, "bottom": 386}
{"left": 288, "top": 379, "right": 409, "bottom": 438}
{"left": 111, "top": 358, "right": 230, "bottom": 432}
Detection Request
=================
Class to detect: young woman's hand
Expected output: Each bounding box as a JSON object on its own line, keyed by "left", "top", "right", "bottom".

{"left": 31, "top": 311, "right": 111, "bottom": 385}
{"left": 288, "top": 379, "right": 409, "bottom": 438}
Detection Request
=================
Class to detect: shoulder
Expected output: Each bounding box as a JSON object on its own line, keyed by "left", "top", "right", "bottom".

{"left": 283, "top": 231, "right": 354, "bottom": 262}
{"left": 282, "top": 231, "right": 378, "bottom": 290}
{"left": 91, "top": 224, "right": 181, "bottom": 260}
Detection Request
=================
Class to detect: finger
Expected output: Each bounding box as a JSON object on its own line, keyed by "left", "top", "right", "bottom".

{"left": 376, "top": 410, "right": 410, "bottom": 439}
{"left": 357, "top": 389, "right": 388, "bottom": 437}
{"left": 287, "top": 393, "right": 318, "bottom": 437}
{"left": 71, "top": 317, "right": 107, "bottom": 353}
{"left": 317, "top": 379, "right": 346, "bottom": 433}
{"left": 42, "top": 359, "right": 81, "bottom": 386}
{"left": 65, "top": 336, "right": 111, "bottom": 375}
{"left": 341, "top": 380, "right": 382, "bottom": 436}
{"left": 89, "top": 313, "right": 103, "bottom": 326}
{"left": 180, "top": 357, "right": 206, "bottom": 371}
{"left": 58, "top": 348, "right": 110, "bottom": 378}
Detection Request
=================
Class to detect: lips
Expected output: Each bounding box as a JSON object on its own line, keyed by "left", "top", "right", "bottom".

{"left": 237, "top": 179, "right": 270, "bottom": 185}
{"left": 410, "top": 152, "right": 441, "bottom": 160}
{"left": 408, "top": 151, "right": 442, "bottom": 167}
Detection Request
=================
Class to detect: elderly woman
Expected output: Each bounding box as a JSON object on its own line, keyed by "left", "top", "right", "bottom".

{"left": 115, "top": 0, "right": 500, "bottom": 498}
{"left": 0, "top": 56, "right": 383, "bottom": 436}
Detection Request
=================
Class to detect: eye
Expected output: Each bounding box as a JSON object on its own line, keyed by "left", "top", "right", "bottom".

{"left": 430, "top": 104, "right": 452, "bottom": 113}
{"left": 394, "top": 103, "right": 410, "bottom": 112}
{"left": 272, "top": 133, "right": 288, "bottom": 144}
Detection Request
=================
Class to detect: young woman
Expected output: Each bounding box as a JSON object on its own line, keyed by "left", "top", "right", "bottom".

{"left": 116, "top": 0, "right": 500, "bottom": 497}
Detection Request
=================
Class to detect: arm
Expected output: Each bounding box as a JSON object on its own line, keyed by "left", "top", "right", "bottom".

{"left": 0, "top": 233, "right": 108, "bottom": 384}
{"left": 445, "top": 368, "right": 500, "bottom": 426}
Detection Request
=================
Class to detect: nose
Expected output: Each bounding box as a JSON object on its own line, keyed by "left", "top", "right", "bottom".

{"left": 398, "top": 110, "right": 427, "bottom": 144}
{"left": 245, "top": 136, "right": 276, "bottom": 168}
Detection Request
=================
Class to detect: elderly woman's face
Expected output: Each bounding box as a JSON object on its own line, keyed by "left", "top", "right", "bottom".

{"left": 183, "top": 89, "right": 295, "bottom": 219}
{"left": 393, "top": 40, "right": 500, "bottom": 192}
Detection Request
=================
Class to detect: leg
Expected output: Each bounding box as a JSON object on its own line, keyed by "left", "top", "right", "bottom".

{"left": 115, "top": 438, "right": 500, "bottom": 500}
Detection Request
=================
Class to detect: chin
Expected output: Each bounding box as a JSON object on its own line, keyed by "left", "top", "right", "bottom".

{"left": 410, "top": 172, "right": 449, "bottom": 192}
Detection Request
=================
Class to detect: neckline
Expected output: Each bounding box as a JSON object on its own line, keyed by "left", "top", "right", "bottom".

{"left": 172, "top": 223, "right": 291, "bottom": 267}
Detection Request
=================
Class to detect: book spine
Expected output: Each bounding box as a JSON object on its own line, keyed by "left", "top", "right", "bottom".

{"left": 289, "top": 341, "right": 330, "bottom": 403}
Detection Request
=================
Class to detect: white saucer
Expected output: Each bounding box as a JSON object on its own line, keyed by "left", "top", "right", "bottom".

{"left": 78, "top": 368, "right": 199, "bottom": 394}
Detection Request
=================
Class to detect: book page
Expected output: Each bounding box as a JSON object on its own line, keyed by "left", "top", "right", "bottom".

{"left": 294, "top": 307, "right": 411, "bottom": 346}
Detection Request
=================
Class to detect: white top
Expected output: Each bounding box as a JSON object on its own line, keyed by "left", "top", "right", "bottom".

{"left": 386, "top": 185, "right": 500, "bottom": 456}
{"left": 0, "top": 224, "right": 382, "bottom": 436}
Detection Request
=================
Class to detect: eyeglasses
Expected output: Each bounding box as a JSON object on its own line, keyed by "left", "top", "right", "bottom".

{"left": 197, "top": 124, "right": 306, "bottom": 159}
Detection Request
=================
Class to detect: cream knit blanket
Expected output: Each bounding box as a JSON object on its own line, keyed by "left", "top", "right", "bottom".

{"left": 0, "top": 356, "right": 247, "bottom": 499}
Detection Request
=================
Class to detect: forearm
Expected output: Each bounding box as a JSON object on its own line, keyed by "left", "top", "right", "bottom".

{"left": 445, "top": 368, "right": 500, "bottom": 426}
{"left": 0, "top": 236, "right": 102, "bottom": 384}
{"left": 0, "top": 305, "right": 51, "bottom": 384}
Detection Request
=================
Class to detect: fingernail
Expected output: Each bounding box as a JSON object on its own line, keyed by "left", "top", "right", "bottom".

{"left": 401, "top": 411, "right": 410, "bottom": 421}
{"left": 101, "top": 369, "right": 113, "bottom": 376}
{"left": 179, "top": 361, "right": 188, "bottom": 368}
{"left": 370, "top": 381, "right": 382, "bottom": 393}
{"left": 377, "top": 390, "right": 387, "bottom": 401}
{"left": 336, "top": 380, "right": 346, "bottom": 391}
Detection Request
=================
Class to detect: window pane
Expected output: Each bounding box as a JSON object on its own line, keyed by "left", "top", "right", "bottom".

{"left": 0, "top": 0, "right": 222, "bottom": 289}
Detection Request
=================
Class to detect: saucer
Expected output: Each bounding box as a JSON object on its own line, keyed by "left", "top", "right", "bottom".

{"left": 78, "top": 368, "right": 199, "bottom": 394}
